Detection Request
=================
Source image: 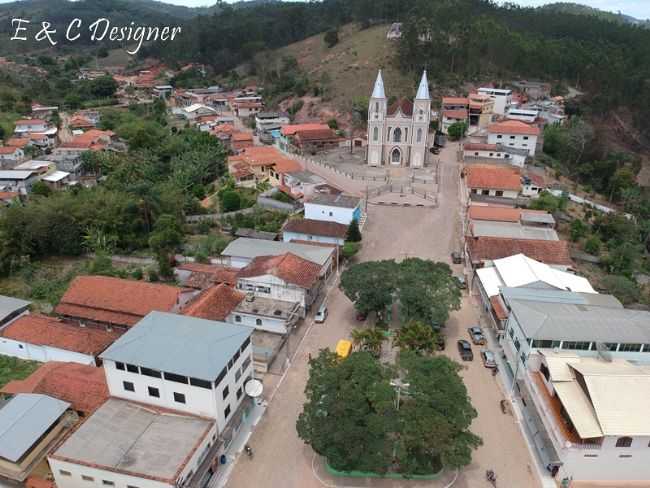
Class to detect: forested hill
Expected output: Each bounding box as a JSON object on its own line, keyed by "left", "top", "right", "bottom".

{"left": 539, "top": 2, "right": 648, "bottom": 26}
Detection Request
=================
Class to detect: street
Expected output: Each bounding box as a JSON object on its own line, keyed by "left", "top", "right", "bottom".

{"left": 225, "top": 143, "right": 540, "bottom": 488}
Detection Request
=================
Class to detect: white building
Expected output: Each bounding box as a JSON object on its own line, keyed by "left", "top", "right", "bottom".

{"left": 487, "top": 120, "right": 540, "bottom": 157}
{"left": 49, "top": 398, "right": 219, "bottom": 488}
{"left": 506, "top": 107, "right": 539, "bottom": 123}
{"left": 229, "top": 295, "right": 300, "bottom": 335}
{"left": 477, "top": 87, "right": 512, "bottom": 115}
{"left": 366, "top": 70, "right": 430, "bottom": 167}
{"left": 100, "top": 311, "right": 254, "bottom": 433}
{"left": 516, "top": 351, "right": 650, "bottom": 484}
{"left": 282, "top": 218, "right": 348, "bottom": 246}
{"left": 462, "top": 143, "right": 528, "bottom": 167}
{"left": 304, "top": 193, "right": 361, "bottom": 225}
{"left": 13, "top": 119, "right": 50, "bottom": 135}
{"left": 0, "top": 147, "right": 25, "bottom": 167}
{"left": 255, "top": 111, "right": 290, "bottom": 135}
{"left": 177, "top": 104, "right": 217, "bottom": 120}
{"left": 0, "top": 170, "right": 38, "bottom": 194}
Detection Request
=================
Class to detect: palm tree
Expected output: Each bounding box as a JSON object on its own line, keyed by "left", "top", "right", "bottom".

{"left": 351, "top": 327, "right": 386, "bottom": 357}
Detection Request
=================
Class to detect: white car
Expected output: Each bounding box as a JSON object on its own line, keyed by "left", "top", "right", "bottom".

{"left": 315, "top": 303, "right": 328, "bottom": 323}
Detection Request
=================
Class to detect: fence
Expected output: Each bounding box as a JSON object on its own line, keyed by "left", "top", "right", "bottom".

{"left": 302, "top": 156, "right": 389, "bottom": 182}
{"left": 366, "top": 184, "right": 437, "bottom": 203}
{"left": 257, "top": 196, "right": 299, "bottom": 212}
{"left": 185, "top": 206, "right": 255, "bottom": 223}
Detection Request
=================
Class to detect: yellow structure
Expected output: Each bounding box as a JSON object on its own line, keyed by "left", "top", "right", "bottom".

{"left": 336, "top": 340, "right": 352, "bottom": 359}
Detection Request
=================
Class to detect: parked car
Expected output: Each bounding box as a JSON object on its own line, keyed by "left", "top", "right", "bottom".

{"left": 468, "top": 326, "right": 486, "bottom": 345}
{"left": 315, "top": 303, "right": 328, "bottom": 323}
{"left": 481, "top": 349, "right": 497, "bottom": 369}
{"left": 454, "top": 275, "right": 467, "bottom": 289}
{"left": 451, "top": 251, "right": 463, "bottom": 264}
{"left": 457, "top": 340, "right": 473, "bottom": 361}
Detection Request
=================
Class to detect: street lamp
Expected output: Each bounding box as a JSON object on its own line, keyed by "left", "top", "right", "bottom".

{"left": 390, "top": 379, "right": 410, "bottom": 411}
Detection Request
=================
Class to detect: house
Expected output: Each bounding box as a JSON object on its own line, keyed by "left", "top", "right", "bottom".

{"left": 0, "top": 394, "right": 74, "bottom": 483}
{"left": 510, "top": 80, "right": 551, "bottom": 100}
{"left": 463, "top": 164, "right": 521, "bottom": 199}
{"left": 468, "top": 92, "right": 495, "bottom": 128}
{"left": 468, "top": 220, "right": 558, "bottom": 241}
{"left": 53, "top": 130, "right": 116, "bottom": 160}
{"left": 221, "top": 237, "right": 334, "bottom": 273}
{"left": 178, "top": 103, "right": 217, "bottom": 120}
{"left": 304, "top": 193, "right": 362, "bottom": 225}
{"left": 474, "top": 254, "right": 595, "bottom": 327}
{"left": 506, "top": 107, "right": 539, "bottom": 123}
{"left": 26, "top": 131, "right": 58, "bottom": 149}
{"left": 0, "top": 295, "right": 31, "bottom": 327}
{"left": 268, "top": 158, "right": 302, "bottom": 188}
{"left": 290, "top": 128, "right": 342, "bottom": 155}
{"left": 13, "top": 119, "right": 50, "bottom": 134}
{"left": 280, "top": 170, "right": 326, "bottom": 199}
{"left": 515, "top": 352, "right": 650, "bottom": 483}
{"left": 0, "top": 314, "right": 121, "bottom": 365}
{"left": 55, "top": 276, "right": 193, "bottom": 329}
{"left": 521, "top": 172, "right": 546, "bottom": 197}
{"left": 31, "top": 103, "right": 59, "bottom": 118}
{"left": 283, "top": 218, "right": 348, "bottom": 246}
{"left": 466, "top": 236, "right": 573, "bottom": 269}
{"left": 231, "top": 131, "right": 254, "bottom": 152}
{"left": 229, "top": 294, "right": 300, "bottom": 335}
{"left": 1, "top": 361, "right": 108, "bottom": 416}
{"left": 49, "top": 398, "right": 218, "bottom": 488}
{"left": 255, "top": 111, "right": 290, "bottom": 135}
{"left": 0, "top": 191, "right": 19, "bottom": 206}
{"left": 228, "top": 146, "right": 295, "bottom": 184}
{"left": 13, "top": 160, "right": 51, "bottom": 174}
{"left": 175, "top": 262, "right": 239, "bottom": 290}
{"left": 462, "top": 142, "right": 528, "bottom": 167}
{"left": 68, "top": 114, "right": 95, "bottom": 131}
{"left": 152, "top": 84, "right": 173, "bottom": 99}
{"left": 5, "top": 137, "right": 31, "bottom": 150}
{"left": 277, "top": 124, "right": 329, "bottom": 153}
{"left": 99, "top": 311, "right": 254, "bottom": 429}
{"left": 42, "top": 171, "right": 71, "bottom": 189}
{"left": 234, "top": 228, "right": 278, "bottom": 241}
{"left": 232, "top": 99, "right": 263, "bottom": 117}
{"left": 477, "top": 87, "right": 512, "bottom": 115}
{"left": 236, "top": 253, "right": 323, "bottom": 313}
{"left": 0, "top": 146, "right": 25, "bottom": 167}
{"left": 487, "top": 119, "right": 540, "bottom": 157}
{"left": 386, "top": 22, "right": 402, "bottom": 39}
{"left": 0, "top": 170, "right": 38, "bottom": 194}
{"left": 441, "top": 109, "right": 469, "bottom": 135}
{"left": 468, "top": 204, "right": 555, "bottom": 228}
{"left": 183, "top": 283, "right": 246, "bottom": 322}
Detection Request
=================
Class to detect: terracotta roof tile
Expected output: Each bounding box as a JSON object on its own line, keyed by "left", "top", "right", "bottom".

{"left": 1, "top": 314, "right": 121, "bottom": 355}
{"left": 1, "top": 361, "right": 109, "bottom": 414}
{"left": 488, "top": 119, "right": 540, "bottom": 136}
{"left": 294, "top": 128, "right": 340, "bottom": 141}
{"left": 281, "top": 124, "right": 329, "bottom": 136}
{"left": 466, "top": 236, "right": 572, "bottom": 266}
{"left": 442, "top": 97, "right": 469, "bottom": 105}
{"left": 490, "top": 296, "right": 509, "bottom": 321}
{"left": 55, "top": 276, "right": 183, "bottom": 327}
{"left": 465, "top": 164, "right": 521, "bottom": 191}
{"left": 237, "top": 253, "right": 322, "bottom": 288}
{"left": 468, "top": 205, "right": 522, "bottom": 222}
{"left": 443, "top": 109, "right": 468, "bottom": 119}
{"left": 231, "top": 132, "right": 253, "bottom": 142}
{"left": 283, "top": 218, "right": 347, "bottom": 239}
{"left": 0, "top": 146, "right": 21, "bottom": 155}
{"left": 273, "top": 159, "right": 302, "bottom": 173}
{"left": 387, "top": 98, "right": 413, "bottom": 116}
{"left": 15, "top": 119, "right": 47, "bottom": 126}
{"left": 25, "top": 476, "right": 56, "bottom": 488}
{"left": 463, "top": 143, "right": 498, "bottom": 152}
{"left": 182, "top": 283, "right": 245, "bottom": 321}
{"left": 6, "top": 138, "right": 30, "bottom": 148}
{"left": 177, "top": 263, "right": 239, "bottom": 289}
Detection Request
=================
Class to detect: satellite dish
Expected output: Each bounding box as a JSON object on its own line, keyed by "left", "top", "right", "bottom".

{"left": 245, "top": 379, "right": 264, "bottom": 398}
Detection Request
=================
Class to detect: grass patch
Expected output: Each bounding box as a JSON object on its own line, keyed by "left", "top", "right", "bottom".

{"left": 0, "top": 355, "right": 41, "bottom": 389}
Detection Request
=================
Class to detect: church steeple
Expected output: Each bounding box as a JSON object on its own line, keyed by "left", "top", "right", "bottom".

{"left": 371, "top": 70, "right": 386, "bottom": 99}
{"left": 415, "top": 70, "right": 430, "bottom": 100}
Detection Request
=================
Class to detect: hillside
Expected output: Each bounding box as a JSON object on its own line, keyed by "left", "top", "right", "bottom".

{"left": 539, "top": 2, "right": 649, "bottom": 26}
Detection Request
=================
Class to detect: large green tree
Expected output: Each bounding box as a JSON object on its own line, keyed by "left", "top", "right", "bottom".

{"left": 340, "top": 260, "right": 398, "bottom": 316}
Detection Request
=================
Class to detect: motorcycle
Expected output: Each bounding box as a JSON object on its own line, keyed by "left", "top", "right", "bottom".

{"left": 244, "top": 444, "right": 253, "bottom": 459}
{"left": 486, "top": 469, "right": 497, "bottom": 486}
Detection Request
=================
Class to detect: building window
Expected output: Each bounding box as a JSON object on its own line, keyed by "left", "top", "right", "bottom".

{"left": 59, "top": 471, "right": 71, "bottom": 476}
{"left": 164, "top": 372, "right": 188, "bottom": 384}
{"left": 123, "top": 381, "right": 135, "bottom": 392}
{"left": 393, "top": 128, "right": 402, "bottom": 143}
{"left": 489, "top": 153, "right": 494, "bottom": 157}
{"left": 374, "top": 102, "right": 379, "bottom": 113}
{"left": 141, "top": 367, "right": 161, "bottom": 378}
{"left": 235, "top": 315, "right": 242, "bottom": 323}
{"left": 235, "top": 369, "right": 242, "bottom": 382}
{"left": 474, "top": 152, "right": 479, "bottom": 156}
{"left": 174, "top": 392, "right": 186, "bottom": 404}
{"left": 233, "top": 350, "right": 240, "bottom": 363}
{"left": 127, "top": 485, "right": 140, "bottom": 488}
{"left": 514, "top": 338, "right": 521, "bottom": 352}
{"left": 616, "top": 437, "right": 633, "bottom": 448}
{"left": 496, "top": 135, "right": 502, "bottom": 139}
{"left": 148, "top": 386, "right": 160, "bottom": 398}
{"left": 510, "top": 135, "right": 515, "bottom": 139}
{"left": 190, "top": 377, "right": 212, "bottom": 389}
{"left": 619, "top": 343, "right": 642, "bottom": 352}
{"left": 215, "top": 367, "right": 227, "bottom": 387}
{"left": 126, "top": 364, "right": 139, "bottom": 374}
{"left": 508, "top": 327, "right": 515, "bottom": 339}
{"left": 102, "top": 481, "right": 114, "bottom": 486}
{"left": 115, "top": 362, "right": 125, "bottom": 371}
{"left": 237, "top": 387, "right": 243, "bottom": 400}
{"left": 82, "top": 476, "right": 94, "bottom": 482}
{"left": 241, "top": 337, "right": 251, "bottom": 352}
{"left": 223, "top": 386, "right": 230, "bottom": 399}
{"left": 328, "top": 211, "right": 333, "bottom": 217}
{"left": 417, "top": 128, "right": 422, "bottom": 143}
{"left": 561, "top": 341, "right": 591, "bottom": 351}
{"left": 481, "top": 190, "right": 489, "bottom": 195}
{"left": 242, "top": 356, "right": 252, "bottom": 373}
{"left": 224, "top": 404, "right": 231, "bottom": 419}
{"left": 495, "top": 190, "right": 504, "bottom": 197}
{"left": 471, "top": 188, "right": 477, "bottom": 194}
{"left": 642, "top": 344, "right": 650, "bottom": 353}
{"left": 523, "top": 136, "right": 529, "bottom": 140}
{"left": 532, "top": 339, "right": 553, "bottom": 348}
{"left": 373, "top": 127, "right": 378, "bottom": 141}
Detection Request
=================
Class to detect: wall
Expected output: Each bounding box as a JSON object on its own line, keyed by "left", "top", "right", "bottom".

{"left": 282, "top": 230, "right": 344, "bottom": 246}
{"left": 237, "top": 275, "right": 306, "bottom": 308}
{"left": 0, "top": 338, "right": 95, "bottom": 365}
{"left": 487, "top": 133, "right": 538, "bottom": 156}
{"left": 50, "top": 458, "right": 171, "bottom": 488}
{"left": 227, "top": 311, "right": 288, "bottom": 335}
{"left": 469, "top": 188, "right": 519, "bottom": 199}
{"left": 304, "top": 203, "right": 356, "bottom": 225}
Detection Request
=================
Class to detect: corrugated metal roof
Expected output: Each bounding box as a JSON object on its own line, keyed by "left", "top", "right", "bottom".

{"left": 222, "top": 238, "right": 332, "bottom": 266}
{"left": 0, "top": 295, "right": 31, "bottom": 322}
{"left": 100, "top": 311, "right": 252, "bottom": 381}
{"left": 553, "top": 382, "right": 603, "bottom": 438}
{"left": 0, "top": 394, "right": 69, "bottom": 462}
{"left": 476, "top": 267, "right": 503, "bottom": 298}
{"left": 471, "top": 221, "right": 559, "bottom": 241}
{"left": 501, "top": 287, "right": 622, "bottom": 308}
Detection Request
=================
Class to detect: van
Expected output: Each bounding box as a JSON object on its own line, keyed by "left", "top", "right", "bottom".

{"left": 315, "top": 303, "right": 328, "bottom": 323}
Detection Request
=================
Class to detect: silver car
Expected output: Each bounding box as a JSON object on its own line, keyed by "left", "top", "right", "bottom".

{"left": 481, "top": 349, "right": 497, "bottom": 369}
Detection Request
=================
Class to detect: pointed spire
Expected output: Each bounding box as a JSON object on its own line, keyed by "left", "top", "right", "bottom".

{"left": 415, "top": 70, "right": 430, "bottom": 100}
{"left": 371, "top": 70, "right": 386, "bottom": 99}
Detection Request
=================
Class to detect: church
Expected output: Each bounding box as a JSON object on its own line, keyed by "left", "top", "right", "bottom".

{"left": 366, "top": 70, "right": 431, "bottom": 167}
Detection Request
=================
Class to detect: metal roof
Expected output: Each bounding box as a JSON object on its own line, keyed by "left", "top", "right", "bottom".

{"left": 371, "top": 70, "right": 385, "bottom": 99}
{"left": 415, "top": 70, "right": 430, "bottom": 100}
{"left": 222, "top": 237, "right": 332, "bottom": 266}
{"left": 520, "top": 211, "right": 556, "bottom": 225}
{"left": 501, "top": 287, "right": 622, "bottom": 308}
{"left": 100, "top": 311, "right": 252, "bottom": 381}
{"left": 553, "top": 382, "right": 603, "bottom": 438}
{"left": 493, "top": 254, "right": 593, "bottom": 292}
{"left": 306, "top": 193, "right": 360, "bottom": 209}
{"left": 509, "top": 299, "right": 650, "bottom": 342}
{"left": 471, "top": 221, "right": 559, "bottom": 241}
{"left": 0, "top": 394, "right": 70, "bottom": 462}
{"left": 0, "top": 171, "right": 35, "bottom": 180}
{"left": 0, "top": 295, "right": 31, "bottom": 322}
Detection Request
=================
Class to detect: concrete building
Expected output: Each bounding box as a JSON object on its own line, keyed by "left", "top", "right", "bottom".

{"left": 462, "top": 143, "right": 528, "bottom": 167}
{"left": 506, "top": 107, "right": 539, "bottom": 123}
{"left": 255, "top": 111, "right": 290, "bottom": 135}
{"left": 464, "top": 164, "right": 521, "bottom": 199}
{"left": 13, "top": 119, "right": 50, "bottom": 135}
{"left": 0, "top": 314, "right": 120, "bottom": 365}
{"left": 466, "top": 236, "right": 573, "bottom": 270}
{"left": 49, "top": 398, "right": 218, "bottom": 488}
{"left": 487, "top": 120, "right": 540, "bottom": 157}
{"left": 282, "top": 218, "right": 348, "bottom": 246}
{"left": 0, "top": 146, "right": 25, "bottom": 167}
{"left": 304, "top": 193, "right": 361, "bottom": 225}
{"left": 0, "top": 170, "right": 38, "bottom": 194}
{"left": 477, "top": 87, "right": 512, "bottom": 115}
{"left": 100, "top": 311, "right": 254, "bottom": 431}
{"left": 280, "top": 170, "right": 326, "bottom": 199}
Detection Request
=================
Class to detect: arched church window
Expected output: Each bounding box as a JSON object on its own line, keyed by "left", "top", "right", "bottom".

{"left": 417, "top": 128, "right": 423, "bottom": 143}
{"left": 393, "top": 128, "right": 402, "bottom": 143}
{"left": 391, "top": 148, "right": 400, "bottom": 163}
{"left": 375, "top": 102, "right": 379, "bottom": 113}
{"left": 373, "top": 127, "right": 378, "bottom": 141}
{"left": 404, "top": 128, "right": 408, "bottom": 142}
{"left": 387, "top": 127, "right": 392, "bottom": 142}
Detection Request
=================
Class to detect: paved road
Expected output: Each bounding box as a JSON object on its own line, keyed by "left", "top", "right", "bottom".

{"left": 226, "top": 142, "right": 540, "bottom": 488}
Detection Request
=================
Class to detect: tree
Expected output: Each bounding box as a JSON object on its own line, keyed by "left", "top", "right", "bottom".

{"left": 345, "top": 219, "right": 362, "bottom": 242}
{"left": 602, "top": 275, "right": 640, "bottom": 305}
{"left": 324, "top": 28, "right": 339, "bottom": 48}
{"left": 220, "top": 190, "right": 241, "bottom": 212}
{"left": 395, "top": 320, "right": 439, "bottom": 355}
{"left": 351, "top": 327, "right": 386, "bottom": 357}
{"left": 584, "top": 235, "right": 602, "bottom": 255}
{"left": 341, "top": 241, "right": 360, "bottom": 259}
{"left": 148, "top": 214, "right": 183, "bottom": 277}
{"left": 296, "top": 350, "right": 396, "bottom": 473}
{"left": 570, "top": 219, "right": 588, "bottom": 242}
{"left": 340, "top": 260, "right": 398, "bottom": 316}
{"left": 30, "top": 181, "right": 51, "bottom": 198}
{"left": 447, "top": 121, "right": 467, "bottom": 141}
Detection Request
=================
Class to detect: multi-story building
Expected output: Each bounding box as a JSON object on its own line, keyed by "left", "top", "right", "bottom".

{"left": 304, "top": 193, "right": 361, "bottom": 225}
{"left": 487, "top": 119, "right": 540, "bottom": 157}
{"left": 477, "top": 87, "right": 512, "bottom": 115}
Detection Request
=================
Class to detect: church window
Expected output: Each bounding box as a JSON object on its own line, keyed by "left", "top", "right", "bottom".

{"left": 373, "top": 127, "right": 378, "bottom": 141}
{"left": 391, "top": 148, "right": 401, "bottom": 163}
{"left": 404, "top": 128, "right": 408, "bottom": 141}
{"left": 387, "top": 128, "right": 391, "bottom": 142}
{"left": 417, "top": 128, "right": 422, "bottom": 143}
{"left": 393, "top": 128, "right": 401, "bottom": 143}
{"left": 375, "top": 102, "right": 379, "bottom": 113}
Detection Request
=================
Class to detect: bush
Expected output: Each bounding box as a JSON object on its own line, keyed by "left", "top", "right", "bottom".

{"left": 570, "top": 219, "right": 588, "bottom": 242}
{"left": 327, "top": 118, "right": 339, "bottom": 130}
{"left": 131, "top": 268, "right": 144, "bottom": 280}
{"left": 324, "top": 29, "right": 339, "bottom": 48}
{"left": 602, "top": 275, "right": 640, "bottom": 305}
{"left": 147, "top": 268, "right": 159, "bottom": 282}
{"left": 220, "top": 191, "right": 241, "bottom": 212}
{"left": 447, "top": 121, "right": 467, "bottom": 141}
{"left": 342, "top": 241, "right": 361, "bottom": 259}
{"left": 346, "top": 220, "right": 362, "bottom": 242}
{"left": 584, "top": 235, "right": 602, "bottom": 255}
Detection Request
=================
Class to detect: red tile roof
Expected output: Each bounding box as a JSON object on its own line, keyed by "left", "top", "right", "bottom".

{"left": 464, "top": 143, "right": 498, "bottom": 152}
{"left": 468, "top": 205, "right": 522, "bottom": 222}
{"left": 488, "top": 119, "right": 540, "bottom": 136}
{"left": 0, "top": 191, "right": 19, "bottom": 200}
{"left": 15, "top": 119, "right": 47, "bottom": 126}
{"left": 55, "top": 276, "right": 183, "bottom": 327}
{"left": 1, "top": 361, "right": 109, "bottom": 414}
{"left": 281, "top": 124, "right": 329, "bottom": 136}
{"left": 465, "top": 164, "right": 521, "bottom": 191}
{"left": 0, "top": 146, "right": 21, "bottom": 155}
{"left": 294, "top": 128, "right": 340, "bottom": 142}
{"left": 25, "top": 476, "right": 56, "bottom": 488}
{"left": 490, "top": 296, "right": 508, "bottom": 321}
{"left": 61, "top": 129, "right": 114, "bottom": 150}
{"left": 237, "top": 253, "right": 322, "bottom": 288}
{"left": 1, "top": 314, "right": 121, "bottom": 355}
{"left": 466, "top": 236, "right": 572, "bottom": 266}
{"left": 182, "top": 283, "right": 245, "bottom": 321}
{"left": 443, "top": 109, "right": 468, "bottom": 120}
{"left": 388, "top": 98, "right": 413, "bottom": 116}
{"left": 273, "top": 159, "right": 302, "bottom": 173}
{"left": 442, "top": 97, "right": 469, "bottom": 105}
{"left": 231, "top": 132, "right": 253, "bottom": 142}
{"left": 176, "top": 263, "right": 239, "bottom": 289}
{"left": 6, "top": 138, "right": 30, "bottom": 148}
{"left": 283, "top": 218, "right": 348, "bottom": 239}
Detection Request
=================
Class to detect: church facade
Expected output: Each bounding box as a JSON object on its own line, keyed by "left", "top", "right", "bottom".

{"left": 366, "top": 70, "right": 431, "bottom": 167}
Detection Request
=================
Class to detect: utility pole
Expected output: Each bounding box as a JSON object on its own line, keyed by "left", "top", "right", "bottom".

{"left": 390, "top": 379, "right": 410, "bottom": 410}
